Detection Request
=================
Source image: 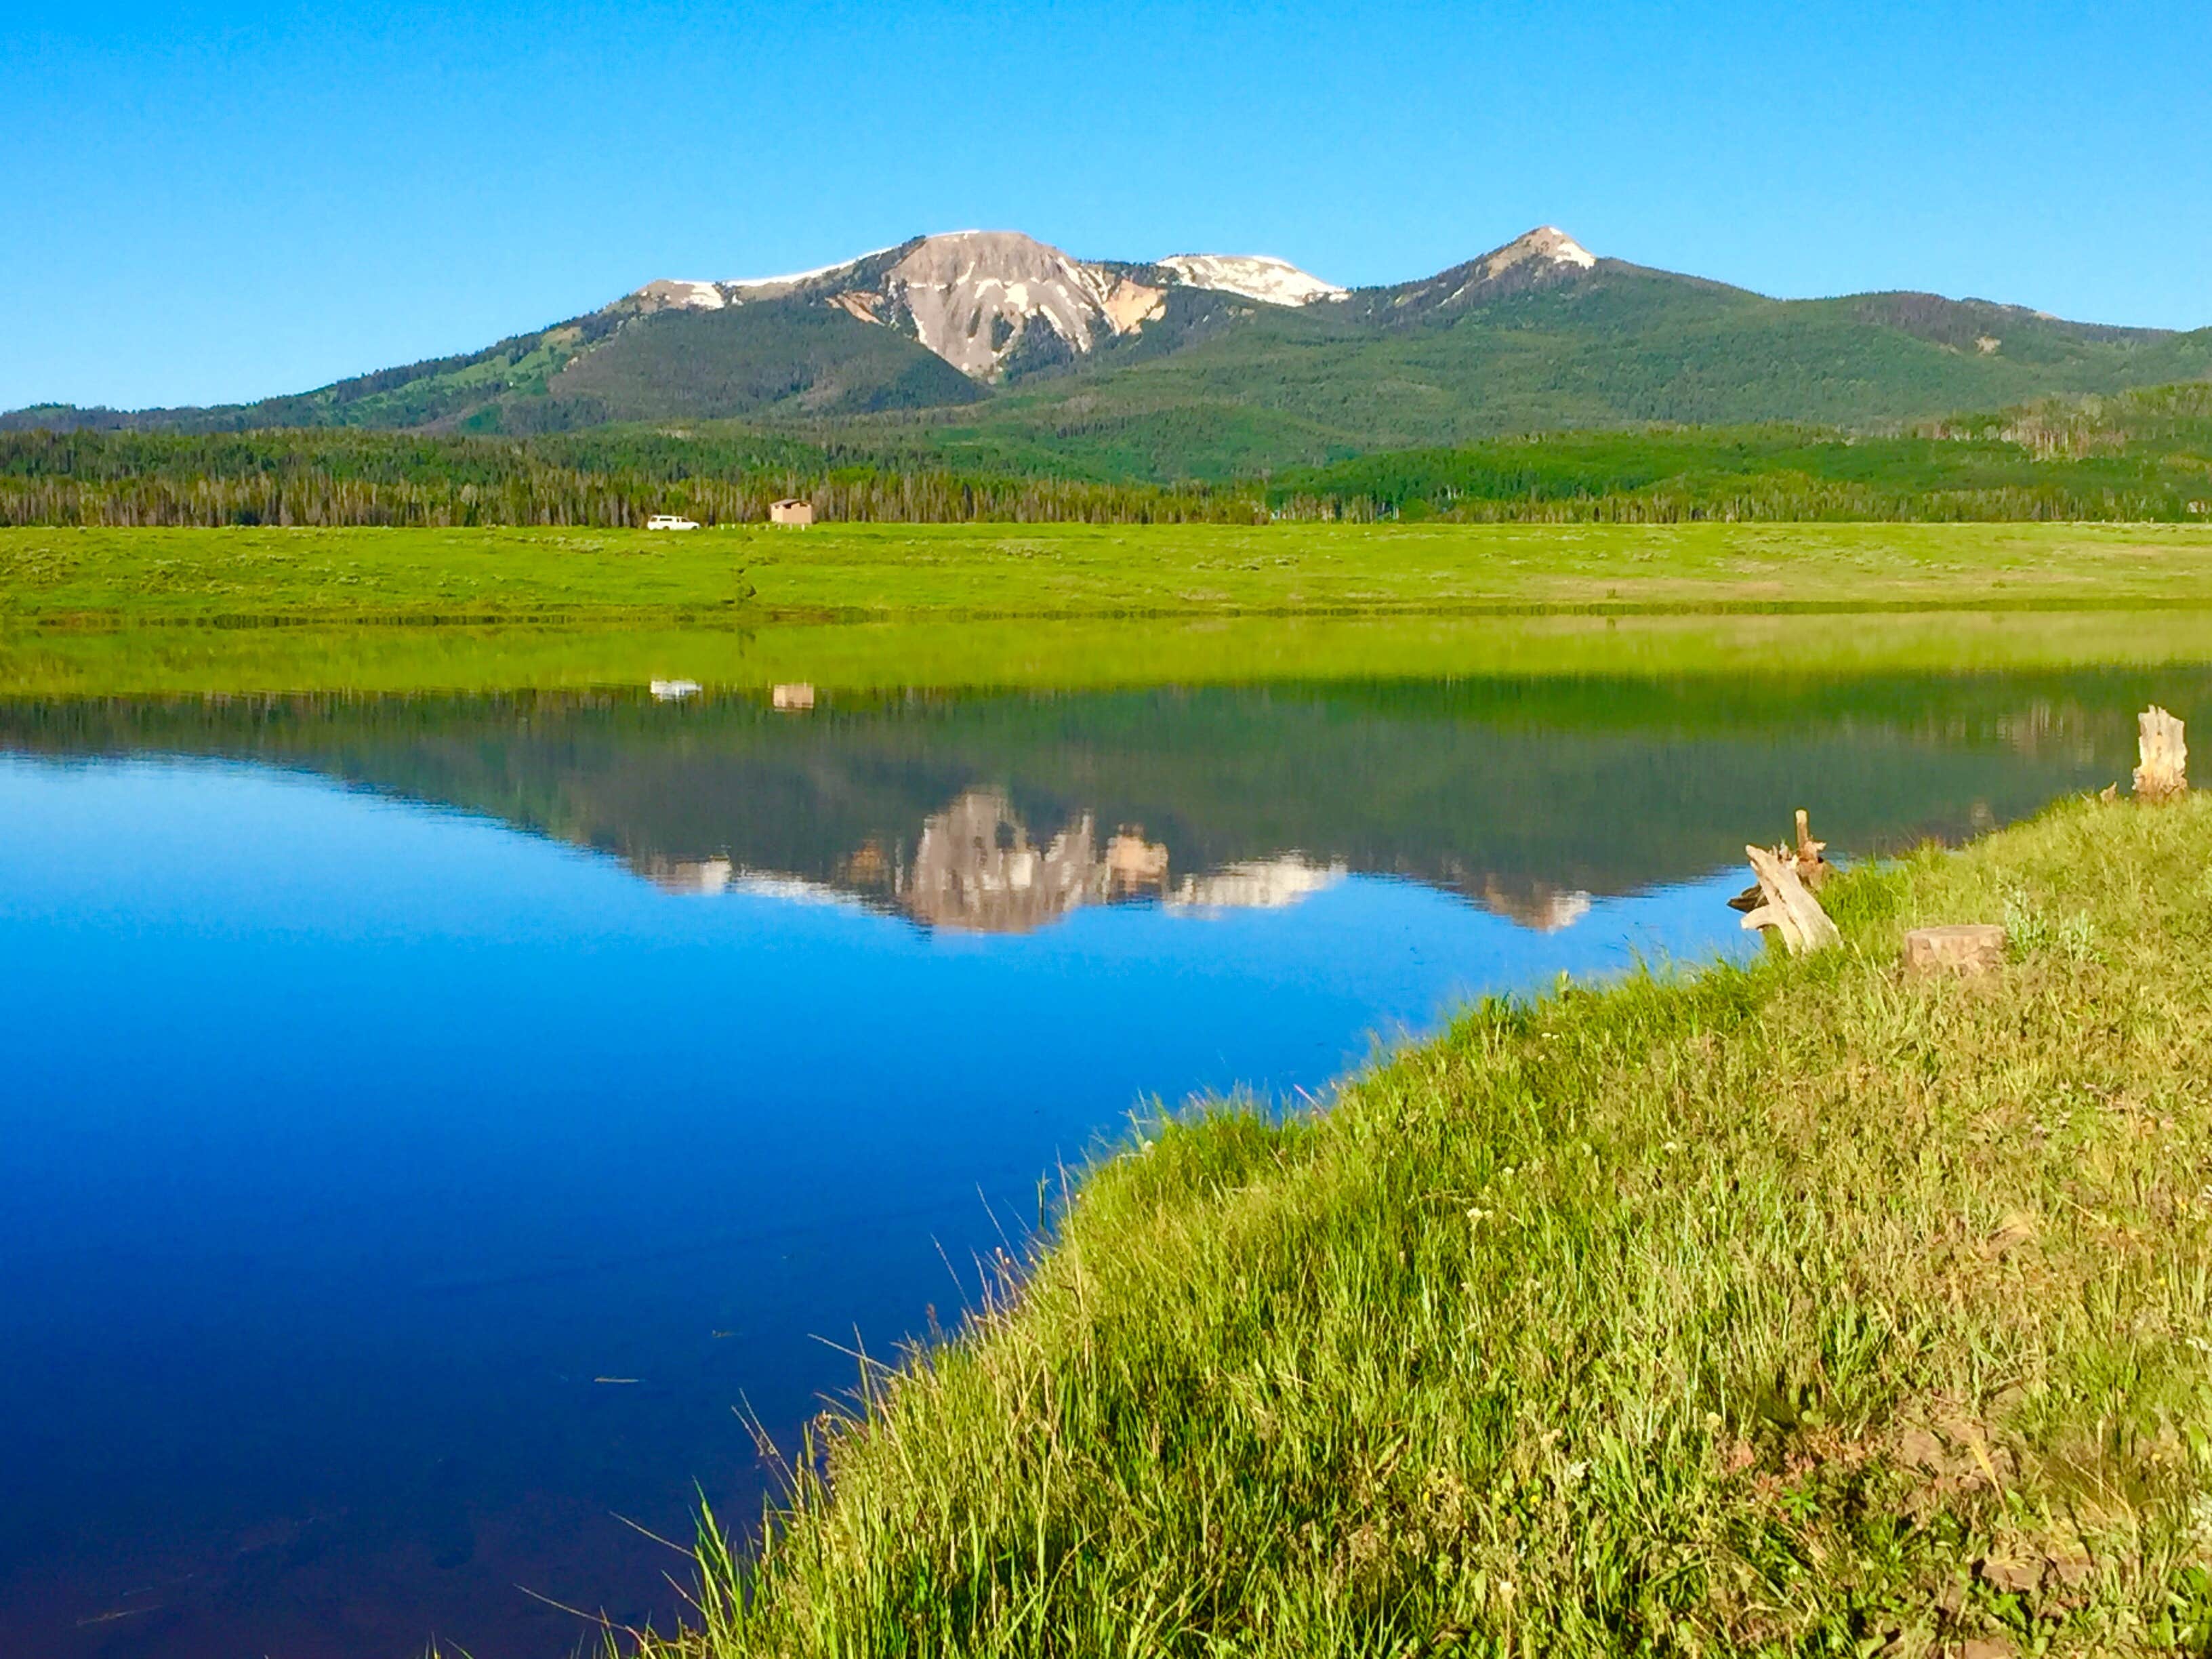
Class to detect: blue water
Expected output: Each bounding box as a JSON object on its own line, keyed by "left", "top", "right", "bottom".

{"left": 0, "top": 668, "right": 2197, "bottom": 1657}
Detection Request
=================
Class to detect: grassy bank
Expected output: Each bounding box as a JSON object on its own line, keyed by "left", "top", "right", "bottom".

{"left": 644, "top": 794, "right": 2212, "bottom": 1656}
{"left": 10, "top": 523, "right": 2212, "bottom": 628}
{"left": 9, "top": 608, "right": 2212, "bottom": 699}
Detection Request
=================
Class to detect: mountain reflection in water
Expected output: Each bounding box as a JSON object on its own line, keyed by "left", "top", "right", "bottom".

{"left": 2, "top": 660, "right": 2208, "bottom": 1659}
{"left": 9, "top": 665, "right": 2200, "bottom": 937}
{"left": 644, "top": 787, "right": 1352, "bottom": 933}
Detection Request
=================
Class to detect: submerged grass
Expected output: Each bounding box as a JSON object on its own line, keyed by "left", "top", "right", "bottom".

{"left": 9, "top": 609, "right": 2212, "bottom": 701}
{"left": 640, "top": 794, "right": 2212, "bottom": 1657}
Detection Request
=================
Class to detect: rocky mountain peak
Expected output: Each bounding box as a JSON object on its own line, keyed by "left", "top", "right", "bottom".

{"left": 1489, "top": 226, "right": 1597, "bottom": 274}
{"left": 869, "top": 231, "right": 1158, "bottom": 379}
{"left": 626, "top": 230, "right": 1349, "bottom": 381}
{"left": 1374, "top": 225, "right": 1603, "bottom": 316}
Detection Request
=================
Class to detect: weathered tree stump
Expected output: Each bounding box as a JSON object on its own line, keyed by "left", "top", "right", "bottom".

{"left": 1904, "top": 923, "right": 2007, "bottom": 976}
{"left": 2134, "top": 705, "right": 2188, "bottom": 800}
{"left": 1740, "top": 842, "right": 1842, "bottom": 955}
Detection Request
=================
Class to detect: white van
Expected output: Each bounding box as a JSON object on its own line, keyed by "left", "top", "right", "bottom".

{"left": 645, "top": 514, "right": 701, "bottom": 531}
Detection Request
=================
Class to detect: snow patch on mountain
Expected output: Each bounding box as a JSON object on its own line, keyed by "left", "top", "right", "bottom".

{"left": 725, "top": 247, "right": 899, "bottom": 293}
{"left": 1155, "top": 254, "right": 1346, "bottom": 307}
{"left": 632, "top": 279, "right": 728, "bottom": 312}
{"left": 629, "top": 249, "right": 899, "bottom": 313}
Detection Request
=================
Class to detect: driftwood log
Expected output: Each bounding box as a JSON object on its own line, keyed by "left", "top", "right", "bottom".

{"left": 1740, "top": 842, "right": 1842, "bottom": 955}
{"left": 2134, "top": 705, "right": 2188, "bottom": 800}
{"left": 1729, "top": 808, "right": 1836, "bottom": 913}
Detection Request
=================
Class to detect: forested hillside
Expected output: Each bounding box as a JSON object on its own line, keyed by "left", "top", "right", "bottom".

{"left": 888, "top": 271, "right": 2212, "bottom": 480}
{"left": 5, "top": 384, "right": 2209, "bottom": 529}
{"left": 1271, "top": 384, "right": 2212, "bottom": 523}
{"left": 0, "top": 427, "right": 1248, "bottom": 527}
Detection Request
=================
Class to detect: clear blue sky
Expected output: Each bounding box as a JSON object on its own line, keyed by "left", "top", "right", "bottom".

{"left": 6, "top": 0, "right": 2207, "bottom": 412}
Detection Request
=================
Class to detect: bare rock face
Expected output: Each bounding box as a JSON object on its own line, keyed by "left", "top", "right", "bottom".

{"left": 873, "top": 232, "right": 1151, "bottom": 380}
{"left": 901, "top": 786, "right": 1108, "bottom": 932}
{"left": 1904, "top": 924, "right": 2007, "bottom": 975}
{"left": 626, "top": 230, "right": 1344, "bottom": 381}
{"left": 838, "top": 787, "right": 1346, "bottom": 933}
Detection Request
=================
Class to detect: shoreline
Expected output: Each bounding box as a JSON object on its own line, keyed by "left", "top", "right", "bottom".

{"left": 639, "top": 792, "right": 2212, "bottom": 1656}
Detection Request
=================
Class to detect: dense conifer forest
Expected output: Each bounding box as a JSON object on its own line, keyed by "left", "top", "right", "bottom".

{"left": 3, "top": 384, "right": 2208, "bottom": 529}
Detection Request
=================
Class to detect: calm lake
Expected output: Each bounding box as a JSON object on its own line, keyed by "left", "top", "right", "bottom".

{"left": 3, "top": 641, "right": 2206, "bottom": 1658}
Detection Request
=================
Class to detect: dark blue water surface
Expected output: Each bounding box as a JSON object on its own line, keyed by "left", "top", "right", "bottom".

{"left": 1, "top": 665, "right": 2203, "bottom": 1657}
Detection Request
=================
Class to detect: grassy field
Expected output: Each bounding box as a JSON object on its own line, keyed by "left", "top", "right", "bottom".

{"left": 8, "top": 609, "right": 2212, "bottom": 699}
{"left": 631, "top": 794, "right": 2212, "bottom": 1658}
{"left": 10, "top": 523, "right": 2212, "bottom": 628}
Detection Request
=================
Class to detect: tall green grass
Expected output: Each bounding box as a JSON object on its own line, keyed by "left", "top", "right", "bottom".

{"left": 638, "top": 794, "right": 2212, "bottom": 1656}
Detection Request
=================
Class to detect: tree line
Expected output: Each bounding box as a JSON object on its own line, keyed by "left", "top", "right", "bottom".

{"left": 0, "top": 428, "right": 1266, "bottom": 527}
{"left": 5, "top": 383, "right": 2208, "bottom": 528}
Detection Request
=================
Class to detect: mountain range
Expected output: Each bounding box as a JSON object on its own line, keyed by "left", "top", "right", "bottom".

{"left": 14, "top": 227, "right": 2211, "bottom": 480}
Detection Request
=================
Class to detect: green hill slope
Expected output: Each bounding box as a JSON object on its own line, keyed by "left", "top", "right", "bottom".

{"left": 898, "top": 268, "right": 2212, "bottom": 480}
{"left": 486, "top": 304, "right": 985, "bottom": 432}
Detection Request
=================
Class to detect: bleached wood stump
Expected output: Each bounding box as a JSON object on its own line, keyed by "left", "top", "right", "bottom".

{"left": 1904, "top": 924, "right": 2007, "bottom": 976}
{"left": 1729, "top": 808, "right": 1835, "bottom": 913}
{"left": 1740, "top": 842, "right": 1842, "bottom": 956}
{"left": 2135, "top": 705, "right": 2188, "bottom": 800}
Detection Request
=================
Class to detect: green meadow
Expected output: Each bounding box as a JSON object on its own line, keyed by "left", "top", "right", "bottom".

{"left": 9, "top": 523, "right": 2212, "bottom": 630}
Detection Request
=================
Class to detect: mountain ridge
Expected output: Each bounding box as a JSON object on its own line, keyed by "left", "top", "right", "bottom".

{"left": 12, "top": 225, "right": 2209, "bottom": 479}
{"left": 625, "top": 228, "right": 1357, "bottom": 381}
